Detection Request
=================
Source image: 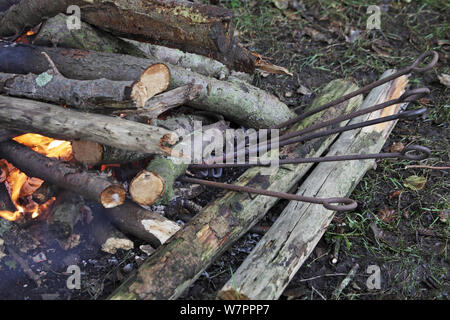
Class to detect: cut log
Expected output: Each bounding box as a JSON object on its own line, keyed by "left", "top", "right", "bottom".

{"left": 0, "top": 140, "right": 126, "bottom": 208}
{"left": 130, "top": 64, "right": 170, "bottom": 108}
{"left": 218, "top": 70, "right": 409, "bottom": 300}
{"left": 129, "top": 118, "right": 230, "bottom": 206}
{"left": 33, "top": 13, "right": 148, "bottom": 58}
{"left": 91, "top": 212, "right": 134, "bottom": 254}
{"left": 71, "top": 140, "right": 150, "bottom": 166}
{"left": 0, "top": 43, "right": 295, "bottom": 128}
{"left": 122, "top": 84, "right": 204, "bottom": 119}
{"left": 108, "top": 79, "right": 363, "bottom": 300}
{"left": 103, "top": 201, "right": 181, "bottom": 248}
{"left": 0, "top": 95, "right": 179, "bottom": 156}
{"left": 48, "top": 191, "right": 83, "bottom": 240}
{"left": 0, "top": 63, "right": 170, "bottom": 111}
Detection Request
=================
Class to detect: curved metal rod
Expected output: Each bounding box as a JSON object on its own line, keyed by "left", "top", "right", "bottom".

{"left": 207, "top": 89, "right": 429, "bottom": 164}
{"left": 178, "top": 176, "right": 358, "bottom": 212}
{"left": 190, "top": 145, "right": 431, "bottom": 169}
{"left": 202, "top": 107, "right": 428, "bottom": 165}
{"left": 270, "top": 51, "right": 438, "bottom": 130}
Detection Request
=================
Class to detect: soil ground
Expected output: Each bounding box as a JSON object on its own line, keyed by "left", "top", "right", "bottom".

{"left": 0, "top": 0, "right": 448, "bottom": 300}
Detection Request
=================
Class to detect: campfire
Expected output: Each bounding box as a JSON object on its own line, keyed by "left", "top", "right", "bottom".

{"left": 0, "top": 0, "right": 439, "bottom": 300}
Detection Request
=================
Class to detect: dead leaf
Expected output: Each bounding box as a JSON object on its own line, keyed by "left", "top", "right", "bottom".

{"left": 283, "top": 10, "right": 301, "bottom": 21}
{"left": 439, "top": 209, "right": 449, "bottom": 223}
{"left": 388, "top": 142, "right": 405, "bottom": 153}
{"left": 297, "top": 84, "right": 312, "bottom": 95}
{"left": 378, "top": 208, "right": 396, "bottom": 223}
{"left": 404, "top": 175, "right": 427, "bottom": 191}
{"left": 304, "top": 27, "right": 332, "bottom": 44}
{"left": 389, "top": 190, "right": 402, "bottom": 198}
{"left": 437, "top": 74, "right": 450, "bottom": 88}
{"left": 419, "top": 97, "right": 432, "bottom": 105}
{"left": 271, "top": 0, "right": 289, "bottom": 10}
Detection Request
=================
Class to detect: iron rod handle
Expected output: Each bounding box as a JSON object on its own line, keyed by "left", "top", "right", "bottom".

{"left": 178, "top": 176, "right": 358, "bottom": 212}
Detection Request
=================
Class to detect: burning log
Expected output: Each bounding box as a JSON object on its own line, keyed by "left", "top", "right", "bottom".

{"left": 91, "top": 212, "right": 133, "bottom": 254}
{"left": 48, "top": 191, "right": 83, "bottom": 240}
{"left": 0, "top": 140, "right": 126, "bottom": 208}
{"left": 218, "top": 71, "right": 409, "bottom": 300}
{"left": 108, "top": 79, "right": 363, "bottom": 300}
{"left": 103, "top": 201, "right": 181, "bottom": 248}
{"left": 0, "top": 63, "right": 171, "bottom": 111}
{"left": 0, "top": 43, "right": 295, "bottom": 129}
{"left": 33, "top": 13, "right": 148, "bottom": 58}
{"left": 0, "top": 95, "right": 179, "bottom": 156}
{"left": 71, "top": 140, "right": 150, "bottom": 166}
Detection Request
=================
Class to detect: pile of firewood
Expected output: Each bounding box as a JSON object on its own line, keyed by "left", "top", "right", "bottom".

{"left": 0, "top": 0, "right": 414, "bottom": 300}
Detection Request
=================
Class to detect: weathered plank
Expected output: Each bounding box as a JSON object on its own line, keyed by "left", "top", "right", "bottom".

{"left": 217, "top": 70, "right": 409, "bottom": 300}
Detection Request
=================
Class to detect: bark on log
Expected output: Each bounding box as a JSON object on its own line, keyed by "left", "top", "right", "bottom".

{"left": 0, "top": 43, "right": 295, "bottom": 129}
{"left": 71, "top": 140, "right": 150, "bottom": 166}
{"left": 125, "top": 40, "right": 231, "bottom": 80}
{"left": 0, "top": 62, "right": 170, "bottom": 110}
{"left": 0, "top": 129, "right": 19, "bottom": 142}
{"left": 0, "top": 140, "right": 126, "bottom": 208}
{"left": 103, "top": 201, "right": 181, "bottom": 248}
{"left": 92, "top": 212, "right": 134, "bottom": 254}
{"left": 0, "top": 0, "right": 261, "bottom": 73}
{"left": 0, "top": 0, "right": 19, "bottom": 21}
{"left": 108, "top": 79, "right": 363, "bottom": 300}
{"left": 33, "top": 13, "right": 148, "bottom": 58}
{"left": 0, "top": 95, "right": 179, "bottom": 156}
{"left": 48, "top": 190, "right": 83, "bottom": 240}
{"left": 218, "top": 70, "right": 409, "bottom": 300}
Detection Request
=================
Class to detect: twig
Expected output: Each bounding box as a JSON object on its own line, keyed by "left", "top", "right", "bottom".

{"left": 41, "top": 52, "right": 62, "bottom": 76}
{"left": 404, "top": 165, "right": 450, "bottom": 170}
{"left": 332, "top": 263, "right": 359, "bottom": 300}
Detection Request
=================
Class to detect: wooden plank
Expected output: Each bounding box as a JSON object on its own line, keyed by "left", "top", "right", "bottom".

{"left": 218, "top": 70, "right": 409, "bottom": 300}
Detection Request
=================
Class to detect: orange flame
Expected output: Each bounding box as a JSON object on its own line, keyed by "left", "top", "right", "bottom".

{"left": 0, "top": 134, "right": 72, "bottom": 221}
{"left": 13, "top": 133, "right": 72, "bottom": 161}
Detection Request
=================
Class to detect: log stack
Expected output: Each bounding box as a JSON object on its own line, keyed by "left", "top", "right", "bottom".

{"left": 0, "top": 0, "right": 429, "bottom": 301}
